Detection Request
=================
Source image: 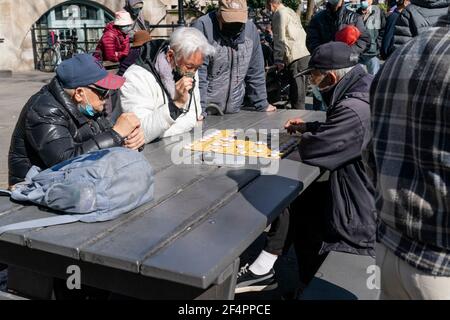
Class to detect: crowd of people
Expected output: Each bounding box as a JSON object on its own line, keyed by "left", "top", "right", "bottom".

{"left": 6, "top": 0, "right": 450, "bottom": 300}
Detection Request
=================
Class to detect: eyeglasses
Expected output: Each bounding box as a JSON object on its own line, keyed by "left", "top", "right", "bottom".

{"left": 88, "top": 85, "right": 111, "bottom": 100}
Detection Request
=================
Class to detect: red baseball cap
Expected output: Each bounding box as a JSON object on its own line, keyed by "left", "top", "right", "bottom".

{"left": 335, "top": 25, "right": 361, "bottom": 46}
{"left": 95, "top": 71, "right": 126, "bottom": 90}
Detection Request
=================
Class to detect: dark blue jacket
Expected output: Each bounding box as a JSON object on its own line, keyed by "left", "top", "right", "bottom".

{"left": 381, "top": 10, "right": 400, "bottom": 59}
{"left": 393, "top": 0, "right": 449, "bottom": 50}
{"left": 299, "top": 64, "right": 377, "bottom": 256}
{"left": 117, "top": 47, "right": 141, "bottom": 76}
{"left": 306, "top": 4, "right": 371, "bottom": 55}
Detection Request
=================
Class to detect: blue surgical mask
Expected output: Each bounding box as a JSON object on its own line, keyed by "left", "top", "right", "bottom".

{"left": 79, "top": 89, "right": 97, "bottom": 117}
{"left": 311, "top": 85, "right": 324, "bottom": 103}
{"left": 311, "top": 85, "right": 328, "bottom": 111}
{"left": 360, "top": 1, "right": 369, "bottom": 9}
{"left": 130, "top": 7, "right": 142, "bottom": 18}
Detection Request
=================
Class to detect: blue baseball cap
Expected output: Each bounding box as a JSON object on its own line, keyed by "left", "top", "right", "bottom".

{"left": 56, "top": 54, "right": 125, "bottom": 90}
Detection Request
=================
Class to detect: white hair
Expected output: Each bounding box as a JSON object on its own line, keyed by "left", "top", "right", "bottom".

{"left": 321, "top": 66, "right": 356, "bottom": 80}
{"left": 170, "top": 27, "right": 215, "bottom": 61}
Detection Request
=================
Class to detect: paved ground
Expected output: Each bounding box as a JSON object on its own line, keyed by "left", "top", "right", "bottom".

{"left": 0, "top": 72, "right": 54, "bottom": 189}
{"left": 0, "top": 71, "right": 305, "bottom": 299}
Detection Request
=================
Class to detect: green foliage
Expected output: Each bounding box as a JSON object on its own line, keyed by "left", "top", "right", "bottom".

{"left": 377, "top": 2, "right": 389, "bottom": 13}
{"left": 204, "top": 0, "right": 219, "bottom": 13}
{"left": 283, "top": 0, "right": 301, "bottom": 12}
{"left": 248, "top": 0, "right": 301, "bottom": 11}
{"left": 248, "top": 0, "right": 266, "bottom": 8}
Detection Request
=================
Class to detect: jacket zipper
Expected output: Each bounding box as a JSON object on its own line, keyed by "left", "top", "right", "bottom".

{"left": 224, "top": 46, "right": 234, "bottom": 114}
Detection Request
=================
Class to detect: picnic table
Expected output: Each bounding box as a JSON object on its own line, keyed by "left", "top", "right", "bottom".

{"left": 0, "top": 109, "right": 325, "bottom": 300}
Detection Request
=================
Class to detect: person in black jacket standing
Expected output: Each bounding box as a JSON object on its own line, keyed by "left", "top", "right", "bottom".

{"left": 8, "top": 54, "right": 144, "bottom": 188}
{"left": 392, "top": 0, "right": 448, "bottom": 51}
{"left": 306, "top": 0, "right": 371, "bottom": 55}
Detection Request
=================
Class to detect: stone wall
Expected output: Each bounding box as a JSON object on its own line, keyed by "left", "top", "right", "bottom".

{"left": 0, "top": 0, "right": 167, "bottom": 71}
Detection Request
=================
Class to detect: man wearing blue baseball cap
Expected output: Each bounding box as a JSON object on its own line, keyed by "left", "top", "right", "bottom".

{"left": 8, "top": 54, "right": 144, "bottom": 187}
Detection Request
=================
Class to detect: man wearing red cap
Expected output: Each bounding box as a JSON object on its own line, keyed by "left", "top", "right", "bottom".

{"left": 8, "top": 54, "right": 144, "bottom": 187}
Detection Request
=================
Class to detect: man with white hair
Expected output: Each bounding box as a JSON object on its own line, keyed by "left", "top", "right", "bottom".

{"left": 120, "top": 27, "right": 215, "bottom": 143}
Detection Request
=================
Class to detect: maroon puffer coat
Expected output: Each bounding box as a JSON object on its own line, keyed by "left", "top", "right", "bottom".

{"left": 94, "top": 23, "right": 130, "bottom": 63}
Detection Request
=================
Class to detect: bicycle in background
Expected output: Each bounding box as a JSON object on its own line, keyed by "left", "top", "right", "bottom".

{"left": 39, "top": 29, "right": 86, "bottom": 72}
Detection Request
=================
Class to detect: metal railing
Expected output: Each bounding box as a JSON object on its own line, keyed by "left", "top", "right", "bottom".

{"left": 31, "top": 22, "right": 184, "bottom": 71}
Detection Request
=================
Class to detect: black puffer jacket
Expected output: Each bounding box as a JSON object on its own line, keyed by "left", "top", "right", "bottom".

{"left": 306, "top": 4, "right": 371, "bottom": 54}
{"left": 393, "top": 0, "right": 449, "bottom": 50}
{"left": 8, "top": 77, "right": 124, "bottom": 186}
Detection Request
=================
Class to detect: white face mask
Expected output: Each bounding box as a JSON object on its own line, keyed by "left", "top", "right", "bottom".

{"left": 119, "top": 25, "right": 133, "bottom": 34}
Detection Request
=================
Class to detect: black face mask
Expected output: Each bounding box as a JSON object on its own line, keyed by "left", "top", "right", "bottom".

{"left": 173, "top": 66, "right": 195, "bottom": 82}
{"left": 220, "top": 22, "right": 245, "bottom": 39}
{"left": 130, "top": 8, "right": 142, "bottom": 18}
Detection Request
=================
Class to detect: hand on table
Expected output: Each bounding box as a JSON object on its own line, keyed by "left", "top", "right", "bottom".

{"left": 284, "top": 118, "right": 306, "bottom": 134}
{"left": 113, "top": 113, "right": 141, "bottom": 138}
{"left": 124, "top": 127, "right": 145, "bottom": 151}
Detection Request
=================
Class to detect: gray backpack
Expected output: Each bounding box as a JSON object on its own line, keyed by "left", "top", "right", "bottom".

{"left": 0, "top": 148, "right": 154, "bottom": 234}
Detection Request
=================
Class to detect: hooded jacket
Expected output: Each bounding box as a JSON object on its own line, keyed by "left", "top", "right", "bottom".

{"left": 393, "top": 0, "right": 449, "bottom": 50}
{"left": 192, "top": 11, "right": 269, "bottom": 115}
{"left": 8, "top": 78, "right": 124, "bottom": 186}
{"left": 94, "top": 22, "right": 130, "bottom": 63}
{"left": 299, "top": 64, "right": 377, "bottom": 256}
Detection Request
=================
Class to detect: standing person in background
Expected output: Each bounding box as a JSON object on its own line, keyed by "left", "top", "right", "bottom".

{"left": 370, "top": 14, "right": 450, "bottom": 299}
{"left": 392, "top": 0, "right": 448, "bottom": 51}
{"left": 94, "top": 11, "right": 133, "bottom": 64}
{"left": 267, "top": 0, "right": 310, "bottom": 109}
{"left": 306, "top": 0, "right": 371, "bottom": 55}
{"left": 357, "top": 0, "right": 386, "bottom": 75}
{"left": 124, "top": 0, "right": 148, "bottom": 39}
{"left": 380, "top": 0, "right": 410, "bottom": 59}
{"left": 192, "top": 0, "right": 277, "bottom": 117}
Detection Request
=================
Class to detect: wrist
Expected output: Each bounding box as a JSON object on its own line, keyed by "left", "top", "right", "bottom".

{"left": 298, "top": 123, "right": 307, "bottom": 133}
{"left": 111, "top": 129, "right": 125, "bottom": 146}
{"left": 173, "top": 100, "right": 185, "bottom": 109}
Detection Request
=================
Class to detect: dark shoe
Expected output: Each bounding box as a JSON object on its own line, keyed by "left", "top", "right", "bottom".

{"left": 0, "top": 268, "right": 7, "bottom": 292}
{"left": 235, "top": 264, "right": 277, "bottom": 294}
